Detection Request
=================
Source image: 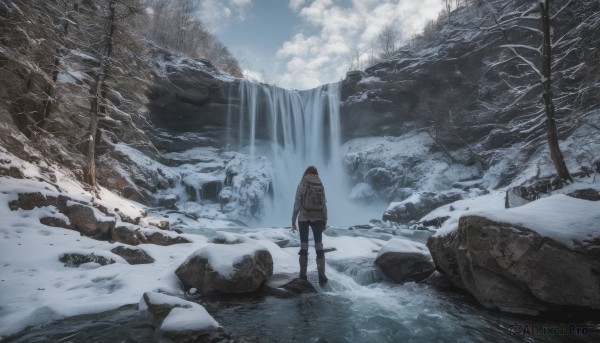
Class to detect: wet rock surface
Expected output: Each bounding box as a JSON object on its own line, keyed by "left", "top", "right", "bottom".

{"left": 279, "top": 278, "right": 318, "bottom": 294}
{"left": 375, "top": 252, "right": 435, "bottom": 283}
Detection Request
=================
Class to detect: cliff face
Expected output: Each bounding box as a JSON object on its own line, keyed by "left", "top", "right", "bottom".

{"left": 339, "top": 0, "right": 600, "bottom": 193}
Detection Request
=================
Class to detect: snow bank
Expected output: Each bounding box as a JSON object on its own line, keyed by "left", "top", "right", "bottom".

{"left": 469, "top": 194, "right": 600, "bottom": 247}
{"left": 431, "top": 191, "right": 600, "bottom": 248}
{"left": 427, "top": 192, "right": 506, "bottom": 237}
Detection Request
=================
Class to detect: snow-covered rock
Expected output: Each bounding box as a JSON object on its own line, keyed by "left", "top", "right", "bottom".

{"left": 175, "top": 243, "right": 273, "bottom": 295}
{"left": 375, "top": 238, "right": 435, "bottom": 283}
{"left": 110, "top": 246, "right": 155, "bottom": 265}
{"left": 383, "top": 191, "right": 463, "bottom": 223}
{"left": 139, "top": 291, "right": 222, "bottom": 342}
{"left": 427, "top": 194, "right": 600, "bottom": 315}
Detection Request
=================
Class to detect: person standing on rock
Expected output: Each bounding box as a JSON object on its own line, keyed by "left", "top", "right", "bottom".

{"left": 292, "top": 165, "right": 328, "bottom": 284}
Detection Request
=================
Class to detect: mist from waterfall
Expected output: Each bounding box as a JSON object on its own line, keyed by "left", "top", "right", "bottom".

{"left": 231, "top": 80, "right": 382, "bottom": 226}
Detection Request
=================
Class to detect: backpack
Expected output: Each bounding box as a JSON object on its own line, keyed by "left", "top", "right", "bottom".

{"left": 303, "top": 181, "right": 325, "bottom": 212}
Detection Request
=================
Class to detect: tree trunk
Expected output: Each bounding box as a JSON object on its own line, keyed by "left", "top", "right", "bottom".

{"left": 85, "top": 0, "right": 117, "bottom": 189}
{"left": 540, "top": 0, "right": 572, "bottom": 182}
{"left": 85, "top": 72, "right": 103, "bottom": 187}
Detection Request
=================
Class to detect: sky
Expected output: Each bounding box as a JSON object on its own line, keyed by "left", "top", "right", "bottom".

{"left": 198, "top": 0, "right": 445, "bottom": 90}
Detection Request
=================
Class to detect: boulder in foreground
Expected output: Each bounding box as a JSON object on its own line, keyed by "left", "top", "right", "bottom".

{"left": 175, "top": 243, "right": 273, "bottom": 295}
{"left": 139, "top": 291, "right": 224, "bottom": 342}
{"left": 427, "top": 195, "right": 600, "bottom": 315}
{"left": 375, "top": 238, "right": 435, "bottom": 283}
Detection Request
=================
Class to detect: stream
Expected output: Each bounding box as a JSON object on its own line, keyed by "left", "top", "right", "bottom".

{"left": 5, "top": 226, "right": 598, "bottom": 343}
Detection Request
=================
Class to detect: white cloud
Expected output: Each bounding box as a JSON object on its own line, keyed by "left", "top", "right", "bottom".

{"left": 277, "top": 0, "right": 443, "bottom": 89}
{"left": 199, "top": 0, "right": 252, "bottom": 32}
{"left": 289, "top": 0, "right": 308, "bottom": 11}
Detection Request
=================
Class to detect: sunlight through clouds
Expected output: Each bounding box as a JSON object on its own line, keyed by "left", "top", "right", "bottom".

{"left": 276, "top": 0, "right": 444, "bottom": 89}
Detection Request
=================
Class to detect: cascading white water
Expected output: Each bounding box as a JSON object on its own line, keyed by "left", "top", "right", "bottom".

{"left": 233, "top": 80, "right": 380, "bottom": 226}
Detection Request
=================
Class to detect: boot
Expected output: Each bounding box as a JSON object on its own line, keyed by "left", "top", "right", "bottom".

{"left": 299, "top": 255, "right": 308, "bottom": 280}
{"left": 317, "top": 258, "right": 328, "bottom": 284}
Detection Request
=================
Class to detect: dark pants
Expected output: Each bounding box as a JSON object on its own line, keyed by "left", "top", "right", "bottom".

{"left": 298, "top": 220, "right": 325, "bottom": 259}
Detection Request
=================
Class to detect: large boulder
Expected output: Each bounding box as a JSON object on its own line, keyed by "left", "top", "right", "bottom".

{"left": 375, "top": 238, "right": 435, "bottom": 283}
{"left": 383, "top": 191, "right": 463, "bottom": 223}
{"left": 175, "top": 243, "right": 273, "bottom": 295}
{"left": 63, "top": 203, "right": 116, "bottom": 240}
{"left": 427, "top": 195, "right": 600, "bottom": 315}
{"left": 111, "top": 225, "right": 142, "bottom": 245}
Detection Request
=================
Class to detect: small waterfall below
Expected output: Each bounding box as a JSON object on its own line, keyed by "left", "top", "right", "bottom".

{"left": 231, "top": 80, "right": 379, "bottom": 226}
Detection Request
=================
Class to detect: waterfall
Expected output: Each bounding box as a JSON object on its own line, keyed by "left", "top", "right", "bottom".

{"left": 232, "top": 80, "right": 378, "bottom": 226}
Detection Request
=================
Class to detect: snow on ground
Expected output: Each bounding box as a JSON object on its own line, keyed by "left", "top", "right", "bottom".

{"left": 423, "top": 191, "right": 506, "bottom": 237}
{"left": 0, "top": 187, "right": 204, "bottom": 339}
{"left": 469, "top": 194, "right": 600, "bottom": 247}
{"left": 0, "top": 152, "right": 391, "bottom": 339}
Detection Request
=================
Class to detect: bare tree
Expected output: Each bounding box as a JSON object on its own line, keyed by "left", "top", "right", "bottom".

{"left": 143, "top": 0, "right": 243, "bottom": 77}
{"left": 347, "top": 47, "right": 363, "bottom": 71}
{"left": 539, "top": 0, "right": 571, "bottom": 181}
{"left": 483, "top": 0, "right": 575, "bottom": 181}
{"left": 83, "top": 0, "right": 142, "bottom": 188}
{"left": 376, "top": 22, "right": 401, "bottom": 61}
{"left": 443, "top": 0, "right": 453, "bottom": 23}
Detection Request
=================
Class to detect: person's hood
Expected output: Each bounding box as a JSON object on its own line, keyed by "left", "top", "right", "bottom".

{"left": 303, "top": 174, "right": 322, "bottom": 183}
